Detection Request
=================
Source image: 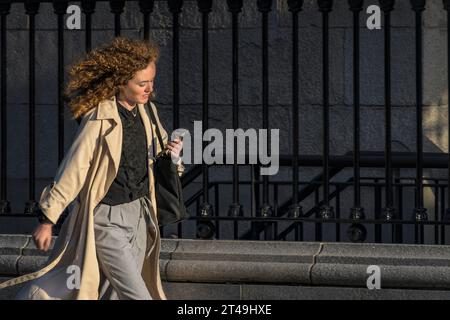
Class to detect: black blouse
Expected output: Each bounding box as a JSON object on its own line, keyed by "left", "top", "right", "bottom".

{"left": 100, "top": 100, "right": 149, "bottom": 206}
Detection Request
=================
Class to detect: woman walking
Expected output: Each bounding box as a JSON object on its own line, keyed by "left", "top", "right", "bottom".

{"left": 0, "top": 37, "right": 183, "bottom": 300}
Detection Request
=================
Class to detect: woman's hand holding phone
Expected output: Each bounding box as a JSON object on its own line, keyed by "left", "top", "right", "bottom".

{"left": 165, "top": 138, "right": 183, "bottom": 160}
{"left": 164, "top": 129, "right": 186, "bottom": 161}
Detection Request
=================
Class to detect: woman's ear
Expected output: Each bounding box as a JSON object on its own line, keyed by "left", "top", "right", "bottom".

{"left": 116, "top": 85, "right": 124, "bottom": 96}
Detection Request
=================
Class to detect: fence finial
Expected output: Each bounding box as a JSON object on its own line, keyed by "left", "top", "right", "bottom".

{"left": 379, "top": 0, "right": 395, "bottom": 12}
{"left": 139, "top": 0, "right": 154, "bottom": 14}
{"left": 168, "top": 0, "right": 184, "bottom": 14}
{"left": 198, "top": 0, "right": 213, "bottom": 13}
{"left": 287, "top": 0, "right": 304, "bottom": 13}
{"left": 52, "top": 0, "right": 68, "bottom": 15}
{"left": 318, "top": 0, "right": 333, "bottom": 13}
{"left": 0, "top": 2, "right": 11, "bottom": 15}
{"left": 109, "top": 0, "right": 125, "bottom": 15}
{"left": 257, "top": 0, "right": 273, "bottom": 13}
{"left": 81, "top": 0, "right": 96, "bottom": 14}
{"left": 410, "top": 0, "right": 426, "bottom": 12}
{"left": 348, "top": 0, "right": 364, "bottom": 12}
{"left": 227, "top": 0, "right": 243, "bottom": 13}
{"left": 25, "top": 1, "right": 40, "bottom": 15}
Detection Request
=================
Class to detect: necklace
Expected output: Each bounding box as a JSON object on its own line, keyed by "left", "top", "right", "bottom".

{"left": 116, "top": 97, "right": 138, "bottom": 117}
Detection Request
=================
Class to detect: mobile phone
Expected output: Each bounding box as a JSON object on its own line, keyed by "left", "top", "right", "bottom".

{"left": 171, "top": 128, "right": 188, "bottom": 142}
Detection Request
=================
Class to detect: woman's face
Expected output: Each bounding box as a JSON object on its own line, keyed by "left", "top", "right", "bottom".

{"left": 119, "top": 62, "right": 156, "bottom": 106}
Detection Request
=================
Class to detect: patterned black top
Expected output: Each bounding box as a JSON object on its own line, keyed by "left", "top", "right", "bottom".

{"left": 100, "top": 100, "right": 149, "bottom": 206}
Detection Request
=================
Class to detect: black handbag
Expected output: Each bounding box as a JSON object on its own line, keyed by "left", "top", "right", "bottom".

{"left": 147, "top": 103, "right": 189, "bottom": 227}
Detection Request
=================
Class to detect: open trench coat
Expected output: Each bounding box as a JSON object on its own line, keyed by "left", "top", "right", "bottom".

{"left": 0, "top": 96, "right": 179, "bottom": 299}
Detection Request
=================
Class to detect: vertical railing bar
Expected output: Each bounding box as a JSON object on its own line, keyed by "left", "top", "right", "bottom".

{"left": 169, "top": 0, "right": 182, "bottom": 131}
{"left": 411, "top": 0, "right": 428, "bottom": 229}
{"left": 110, "top": 0, "right": 125, "bottom": 37}
{"left": 414, "top": 178, "right": 419, "bottom": 244}
{"left": 251, "top": 165, "right": 260, "bottom": 239}
{"left": 169, "top": 0, "right": 184, "bottom": 234}
{"left": 195, "top": 198, "right": 199, "bottom": 238}
{"left": 28, "top": 7, "right": 37, "bottom": 205}
{"left": 81, "top": 0, "right": 95, "bottom": 52}
{"left": 435, "top": 179, "right": 439, "bottom": 245}
{"left": 50, "top": 0, "right": 69, "bottom": 232}
{"left": 287, "top": 0, "right": 304, "bottom": 221}
{"left": 349, "top": 0, "right": 365, "bottom": 221}
{"left": 199, "top": 0, "right": 212, "bottom": 210}
{"left": 395, "top": 177, "right": 404, "bottom": 243}
{"left": 0, "top": 3, "right": 10, "bottom": 213}
{"left": 261, "top": 1, "right": 269, "bottom": 204}
{"left": 254, "top": 164, "right": 260, "bottom": 215}
{"left": 291, "top": 2, "right": 300, "bottom": 205}
{"left": 299, "top": 220, "right": 303, "bottom": 241}
{"left": 335, "top": 184, "right": 340, "bottom": 242}
{"left": 374, "top": 178, "right": 382, "bottom": 243}
{"left": 257, "top": 0, "right": 273, "bottom": 220}
{"left": 380, "top": 0, "right": 395, "bottom": 221}
{"left": 53, "top": 1, "right": 68, "bottom": 164}
{"left": 232, "top": 6, "right": 239, "bottom": 209}
{"left": 139, "top": 0, "right": 154, "bottom": 40}
{"left": 215, "top": 184, "right": 220, "bottom": 239}
{"left": 440, "top": 185, "right": 446, "bottom": 244}
{"left": 274, "top": 220, "right": 278, "bottom": 240}
{"left": 315, "top": 186, "right": 321, "bottom": 241}
{"left": 25, "top": 1, "right": 39, "bottom": 214}
{"left": 318, "top": 0, "right": 334, "bottom": 220}
{"left": 445, "top": 0, "right": 450, "bottom": 228}
{"left": 251, "top": 165, "right": 256, "bottom": 218}
{"left": 274, "top": 183, "right": 278, "bottom": 218}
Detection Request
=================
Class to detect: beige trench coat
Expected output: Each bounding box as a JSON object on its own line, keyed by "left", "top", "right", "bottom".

{"left": 0, "top": 96, "right": 179, "bottom": 299}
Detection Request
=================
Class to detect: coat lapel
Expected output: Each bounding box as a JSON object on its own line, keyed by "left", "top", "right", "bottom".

{"left": 95, "top": 97, "right": 157, "bottom": 174}
{"left": 96, "top": 97, "right": 122, "bottom": 172}
{"left": 138, "top": 103, "right": 156, "bottom": 163}
{"left": 0, "top": 97, "right": 168, "bottom": 300}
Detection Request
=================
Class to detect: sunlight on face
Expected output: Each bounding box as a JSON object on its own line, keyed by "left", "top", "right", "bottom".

{"left": 119, "top": 61, "right": 156, "bottom": 107}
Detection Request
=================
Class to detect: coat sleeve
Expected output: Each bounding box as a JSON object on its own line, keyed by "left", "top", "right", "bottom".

{"left": 150, "top": 102, "right": 185, "bottom": 177}
{"left": 38, "top": 111, "right": 101, "bottom": 225}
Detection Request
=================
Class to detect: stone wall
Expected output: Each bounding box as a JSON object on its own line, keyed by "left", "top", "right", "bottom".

{"left": 1, "top": 235, "right": 450, "bottom": 299}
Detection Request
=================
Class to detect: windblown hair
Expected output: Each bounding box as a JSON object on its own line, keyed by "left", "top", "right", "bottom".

{"left": 66, "top": 37, "right": 159, "bottom": 119}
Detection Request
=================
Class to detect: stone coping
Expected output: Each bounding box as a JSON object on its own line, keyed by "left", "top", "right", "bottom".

{"left": 1, "top": 235, "right": 450, "bottom": 290}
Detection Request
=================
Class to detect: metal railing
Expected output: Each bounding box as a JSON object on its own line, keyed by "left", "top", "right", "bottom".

{"left": 0, "top": 0, "right": 449, "bottom": 245}
{"left": 180, "top": 151, "right": 450, "bottom": 244}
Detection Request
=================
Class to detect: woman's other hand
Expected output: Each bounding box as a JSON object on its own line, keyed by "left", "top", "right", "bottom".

{"left": 33, "top": 223, "right": 53, "bottom": 252}
{"left": 165, "top": 138, "right": 183, "bottom": 160}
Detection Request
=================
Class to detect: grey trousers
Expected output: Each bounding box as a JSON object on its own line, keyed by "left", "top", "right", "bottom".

{"left": 93, "top": 196, "right": 156, "bottom": 300}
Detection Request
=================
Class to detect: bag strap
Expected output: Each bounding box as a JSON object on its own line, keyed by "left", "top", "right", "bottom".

{"left": 146, "top": 102, "right": 165, "bottom": 154}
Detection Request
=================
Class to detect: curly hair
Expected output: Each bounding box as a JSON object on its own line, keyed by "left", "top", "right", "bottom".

{"left": 66, "top": 37, "right": 159, "bottom": 119}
